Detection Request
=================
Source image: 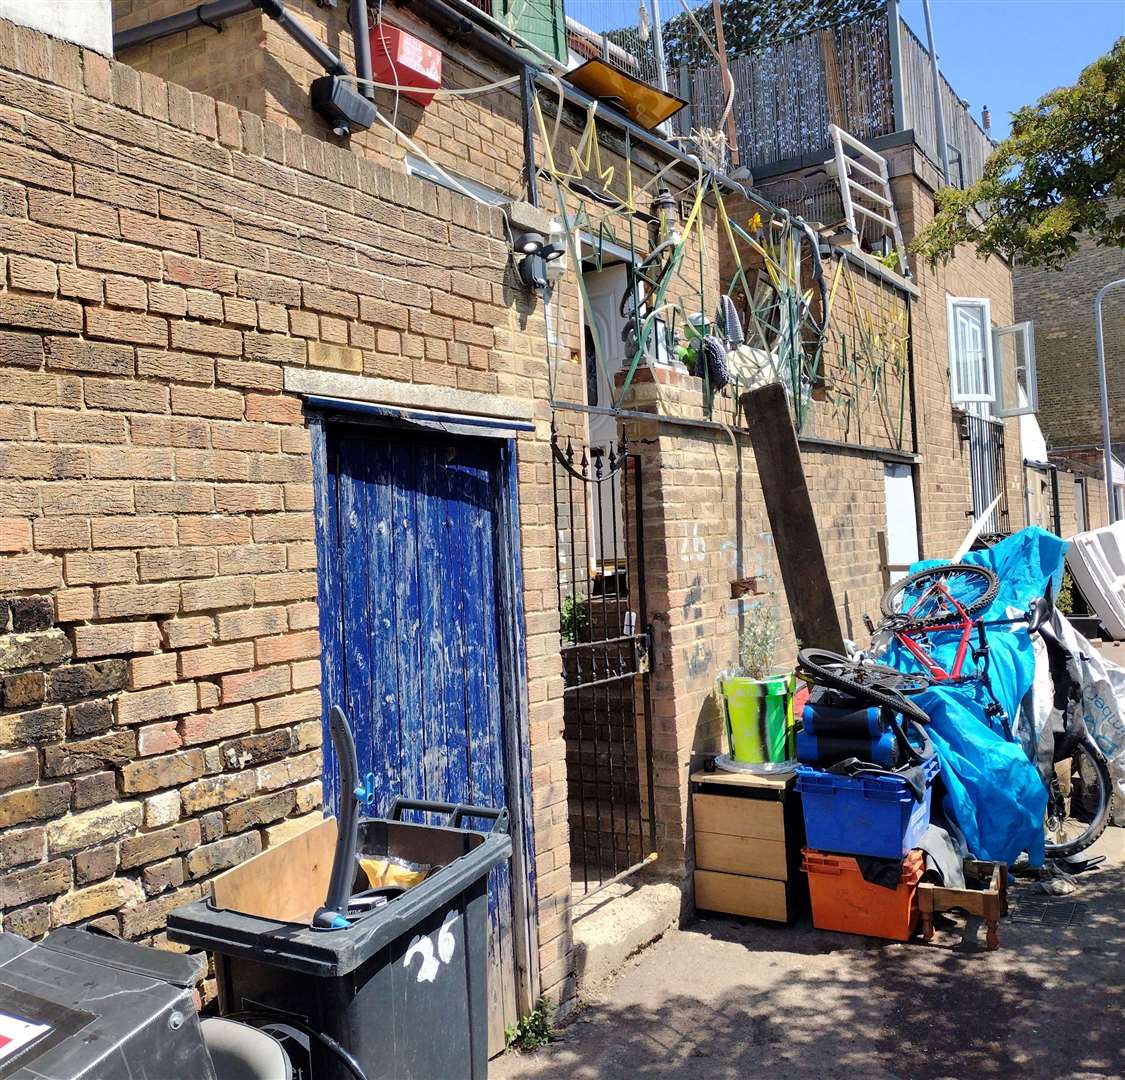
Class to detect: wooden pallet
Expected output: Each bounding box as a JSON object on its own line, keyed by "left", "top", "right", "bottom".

{"left": 917, "top": 859, "right": 1009, "bottom": 950}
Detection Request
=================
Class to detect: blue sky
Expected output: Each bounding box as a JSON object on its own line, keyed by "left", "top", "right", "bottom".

{"left": 898, "top": 0, "right": 1124, "bottom": 139}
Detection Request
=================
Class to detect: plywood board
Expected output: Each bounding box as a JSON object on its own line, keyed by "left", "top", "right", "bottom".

{"left": 694, "top": 870, "right": 790, "bottom": 922}
{"left": 210, "top": 816, "right": 338, "bottom": 923}
{"left": 695, "top": 832, "right": 789, "bottom": 880}
{"left": 693, "top": 793, "right": 784, "bottom": 842}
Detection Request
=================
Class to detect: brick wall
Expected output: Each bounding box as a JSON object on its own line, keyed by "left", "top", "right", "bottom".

{"left": 0, "top": 18, "right": 584, "bottom": 1005}
{"left": 1013, "top": 207, "right": 1125, "bottom": 453}
{"left": 892, "top": 161, "right": 1028, "bottom": 555}
{"left": 115, "top": 0, "right": 548, "bottom": 203}
{"left": 621, "top": 367, "right": 904, "bottom": 875}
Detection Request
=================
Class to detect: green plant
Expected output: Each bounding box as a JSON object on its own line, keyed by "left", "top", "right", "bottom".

{"left": 560, "top": 595, "right": 590, "bottom": 644}
{"left": 1058, "top": 568, "right": 1075, "bottom": 616}
{"left": 874, "top": 248, "right": 901, "bottom": 272}
{"left": 735, "top": 606, "right": 780, "bottom": 680}
{"left": 505, "top": 998, "right": 556, "bottom": 1053}
{"left": 914, "top": 39, "right": 1124, "bottom": 267}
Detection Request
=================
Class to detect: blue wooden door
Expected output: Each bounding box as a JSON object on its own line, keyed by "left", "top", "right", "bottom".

{"left": 319, "top": 425, "right": 518, "bottom": 1051}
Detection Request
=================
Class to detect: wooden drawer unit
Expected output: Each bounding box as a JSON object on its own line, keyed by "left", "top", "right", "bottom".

{"left": 690, "top": 768, "right": 806, "bottom": 923}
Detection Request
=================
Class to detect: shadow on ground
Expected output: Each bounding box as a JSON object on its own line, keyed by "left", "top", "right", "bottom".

{"left": 494, "top": 832, "right": 1124, "bottom": 1079}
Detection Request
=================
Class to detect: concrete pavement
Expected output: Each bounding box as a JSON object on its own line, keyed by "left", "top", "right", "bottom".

{"left": 494, "top": 829, "right": 1124, "bottom": 1079}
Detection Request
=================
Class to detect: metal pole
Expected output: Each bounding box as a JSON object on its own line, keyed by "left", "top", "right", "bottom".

{"left": 886, "top": 0, "right": 906, "bottom": 132}
{"left": 649, "top": 0, "right": 673, "bottom": 138}
{"left": 921, "top": 0, "right": 951, "bottom": 185}
{"left": 649, "top": 0, "right": 670, "bottom": 93}
{"left": 1095, "top": 278, "right": 1125, "bottom": 522}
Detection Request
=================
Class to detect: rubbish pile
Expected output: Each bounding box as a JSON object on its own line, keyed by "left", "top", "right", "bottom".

{"left": 705, "top": 526, "right": 1120, "bottom": 947}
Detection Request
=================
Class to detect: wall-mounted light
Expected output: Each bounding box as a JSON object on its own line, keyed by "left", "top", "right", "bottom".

{"left": 514, "top": 232, "right": 564, "bottom": 291}
{"left": 513, "top": 232, "right": 546, "bottom": 255}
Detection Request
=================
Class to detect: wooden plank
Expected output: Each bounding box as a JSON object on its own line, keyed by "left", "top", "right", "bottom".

{"left": 693, "top": 793, "right": 784, "bottom": 842}
{"left": 694, "top": 870, "right": 790, "bottom": 922}
{"left": 695, "top": 832, "right": 789, "bottom": 880}
{"left": 742, "top": 383, "right": 846, "bottom": 652}
{"left": 440, "top": 451, "right": 470, "bottom": 806}
{"left": 210, "top": 817, "right": 337, "bottom": 923}
{"left": 367, "top": 436, "right": 401, "bottom": 816}
{"left": 690, "top": 768, "right": 795, "bottom": 791}
{"left": 465, "top": 451, "right": 519, "bottom": 1053}
{"left": 417, "top": 441, "right": 449, "bottom": 804}
{"left": 339, "top": 438, "right": 374, "bottom": 815}
{"left": 311, "top": 418, "right": 343, "bottom": 813}
{"left": 391, "top": 439, "right": 425, "bottom": 811}
{"left": 496, "top": 441, "right": 538, "bottom": 1017}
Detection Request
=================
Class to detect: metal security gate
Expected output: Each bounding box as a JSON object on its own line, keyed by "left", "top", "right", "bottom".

{"left": 963, "top": 413, "right": 1011, "bottom": 534}
{"left": 551, "top": 428, "right": 657, "bottom": 897}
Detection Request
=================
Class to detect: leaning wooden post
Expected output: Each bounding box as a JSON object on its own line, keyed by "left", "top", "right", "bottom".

{"left": 742, "top": 384, "right": 845, "bottom": 652}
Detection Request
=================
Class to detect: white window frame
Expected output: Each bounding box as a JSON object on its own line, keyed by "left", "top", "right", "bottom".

{"left": 991, "top": 320, "right": 1039, "bottom": 417}
{"left": 946, "top": 295, "right": 995, "bottom": 406}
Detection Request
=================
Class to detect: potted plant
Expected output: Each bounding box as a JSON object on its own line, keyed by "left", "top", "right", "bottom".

{"left": 719, "top": 607, "right": 796, "bottom": 766}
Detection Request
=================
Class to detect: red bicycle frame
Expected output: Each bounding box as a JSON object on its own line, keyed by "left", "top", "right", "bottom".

{"left": 892, "top": 580, "right": 974, "bottom": 680}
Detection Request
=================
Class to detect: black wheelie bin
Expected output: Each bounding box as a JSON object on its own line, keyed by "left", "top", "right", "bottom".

{"left": 167, "top": 798, "right": 512, "bottom": 1080}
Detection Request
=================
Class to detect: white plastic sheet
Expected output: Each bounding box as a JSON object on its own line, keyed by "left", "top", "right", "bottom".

{"left": 1026, "top": 610, "right": 1125, "bottom": 817}
{"left": 1066, "top": 521, "right": 1125, "bottom": 640}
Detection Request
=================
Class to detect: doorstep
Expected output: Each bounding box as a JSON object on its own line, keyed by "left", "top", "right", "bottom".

{"left": 570, "top": 879, "right": 683, "bottom": 999}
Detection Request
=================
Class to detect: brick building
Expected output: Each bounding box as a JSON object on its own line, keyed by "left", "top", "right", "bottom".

{"left": 1013, "top": 213, "right": 1125, "bottom": 451}
{"left": 1013, "top": 209, "right": 1125, "bottom": 519}
{"left": 0, "top": 0, "right": 1107, "bottom": 1044}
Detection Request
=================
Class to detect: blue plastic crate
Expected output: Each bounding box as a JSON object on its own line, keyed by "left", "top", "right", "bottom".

{"left": 795, "top": 756, "right": 940, "bottom": 859}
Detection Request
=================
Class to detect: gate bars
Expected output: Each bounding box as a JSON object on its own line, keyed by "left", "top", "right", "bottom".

{"left": 962, "top": 411, "right": 1011, "bottom": 535}
{"left": 551, "top": 427, "right": 657, "bottom": 897}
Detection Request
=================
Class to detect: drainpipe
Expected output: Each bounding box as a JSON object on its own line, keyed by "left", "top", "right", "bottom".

{"left": 519, "top": 66, "right": 539, "bottom": 207}
{"left": 1095, "top": 278, "right": 1125, "bottom": 522}
{"left": 256, "top": 0, "right": 347, "bottom": 75}
{"left": 114, "top": 0, "right": 347, "bottom": 78}
{"left": 921, "top": 0, "right": 951, "bottom": 185}
{"left": 351, "top": 0, "right": 376, "bottom": 100}
{"left": 114, "top": 0, "right": 255, "bottom": 51}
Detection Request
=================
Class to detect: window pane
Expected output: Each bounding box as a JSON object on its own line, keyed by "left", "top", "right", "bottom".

{"left": 948, "top": 299, "right": 993, "bottom": 405}
{"left": 992, "top": 322, "right": 1037, "bottom": 416}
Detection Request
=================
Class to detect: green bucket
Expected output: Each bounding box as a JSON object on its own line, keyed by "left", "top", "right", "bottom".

{"left": 721, "top": 673, "right": 796, "bottom": 764}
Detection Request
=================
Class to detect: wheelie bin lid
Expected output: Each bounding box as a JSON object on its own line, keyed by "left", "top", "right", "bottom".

{"left": 167, "top": 808, "right": 512, "bottom": 978}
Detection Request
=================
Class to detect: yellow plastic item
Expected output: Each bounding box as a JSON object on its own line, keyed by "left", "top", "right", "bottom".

{"left": 564, "top": 58, "right": 687, "bottom": 132}
{"left": 359, "top": 857, "right": 429, "bottom": 891}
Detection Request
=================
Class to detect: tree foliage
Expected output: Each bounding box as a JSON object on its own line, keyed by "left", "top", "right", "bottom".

{"left": 913, "top": 38, "right": 1125, "bottom": 268}
{"left": 604, "top": 0, "right": 886, "bottom": 70}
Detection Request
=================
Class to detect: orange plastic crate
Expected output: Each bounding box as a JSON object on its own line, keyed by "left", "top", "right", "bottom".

{"left": 802, "top": 848, "right": 924, "bottom": 941}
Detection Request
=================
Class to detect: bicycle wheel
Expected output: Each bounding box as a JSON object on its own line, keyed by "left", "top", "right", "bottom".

{"left": 1044, "top": 733, "right": 1114, "bottom": 858}
{"left": 880, "top": 563, "right": 999, "bottom": 628}
{"left": 796, "top": 649, "right": 930, "bottom": 724}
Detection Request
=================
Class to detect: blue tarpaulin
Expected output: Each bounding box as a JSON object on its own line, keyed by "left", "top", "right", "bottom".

{"left": 881, "top": 528, "right": 1068, "bottom": 865}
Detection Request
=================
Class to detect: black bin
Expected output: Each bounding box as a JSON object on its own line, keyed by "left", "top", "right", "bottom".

{"left": 168, "top": 799, "right": 512, "bottom": 1080}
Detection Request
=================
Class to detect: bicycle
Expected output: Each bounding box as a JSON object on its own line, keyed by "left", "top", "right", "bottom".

{"left": 870, "top": 563, "right": 1113, "bottom": 859}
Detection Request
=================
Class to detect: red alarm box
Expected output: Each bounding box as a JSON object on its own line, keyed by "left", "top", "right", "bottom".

{"left": 369, "top": 24, "right": 442, "bottom": 106}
